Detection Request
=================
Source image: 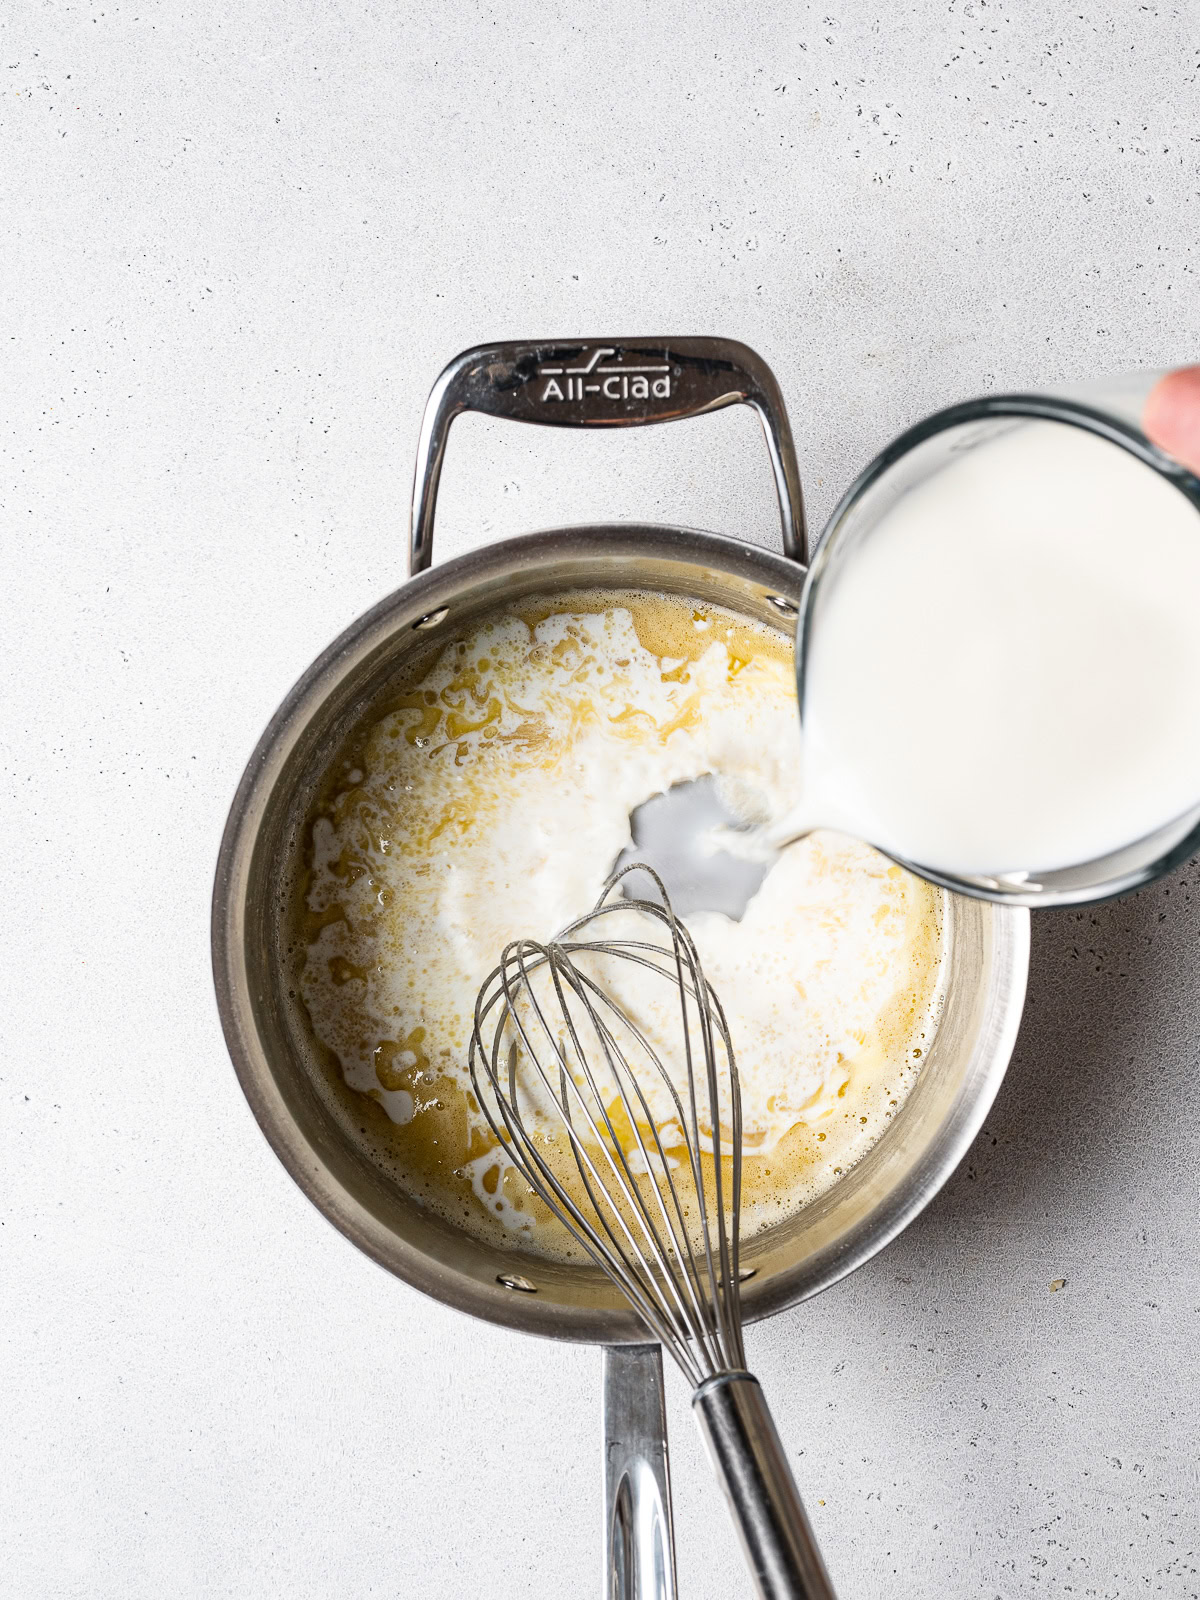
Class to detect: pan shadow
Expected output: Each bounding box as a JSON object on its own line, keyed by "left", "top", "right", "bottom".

{"left": 909, "top": 853, "right": 1200, "bottom": 1235}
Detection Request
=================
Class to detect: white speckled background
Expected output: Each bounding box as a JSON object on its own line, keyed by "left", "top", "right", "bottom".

{"left": 4, "top": 3, "right": 1199, "bottom": 1595}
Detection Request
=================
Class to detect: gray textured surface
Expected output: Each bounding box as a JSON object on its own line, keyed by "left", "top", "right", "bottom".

{"left": 3, "top": 3, "right": 1200, "bottom": 1596}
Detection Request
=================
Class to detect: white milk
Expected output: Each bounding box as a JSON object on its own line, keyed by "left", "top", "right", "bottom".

{"left": 298, "top": 595, "right": 946, "bottom": 1253}
{"left": 796, "top": 420, "right": 1200, "bottom": 876}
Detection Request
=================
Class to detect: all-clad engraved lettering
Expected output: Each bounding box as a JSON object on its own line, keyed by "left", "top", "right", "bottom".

{"left": 537, "top": 348, "right": 672, "bottom": 404}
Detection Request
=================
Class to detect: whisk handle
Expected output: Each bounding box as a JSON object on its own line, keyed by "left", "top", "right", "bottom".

{"left": 693, "top": 1372, "right": 837, "bottom": 1600}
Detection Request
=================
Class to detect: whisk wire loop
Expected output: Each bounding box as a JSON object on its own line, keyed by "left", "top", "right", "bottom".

{"left": 474, "top": 940, "right": 695, "bottom": 1357}
{"left": 468, "top": 864, "right": 745, "bottom": 1382}
{"left": 545, "top": 947, "right": 726, "bottom": 1375}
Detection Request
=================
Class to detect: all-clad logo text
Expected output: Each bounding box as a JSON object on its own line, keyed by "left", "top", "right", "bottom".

{"left": 537, "top": 347, "right": 671, "bottom": 403}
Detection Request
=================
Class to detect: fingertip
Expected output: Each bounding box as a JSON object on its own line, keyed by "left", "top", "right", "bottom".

{"left": 1143, "top": 366, "right": 1200, "bottom": 475}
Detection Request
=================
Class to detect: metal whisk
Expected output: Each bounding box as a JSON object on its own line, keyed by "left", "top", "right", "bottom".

{"left": 469, "top": 864, "right": 837, "bottom": 1600}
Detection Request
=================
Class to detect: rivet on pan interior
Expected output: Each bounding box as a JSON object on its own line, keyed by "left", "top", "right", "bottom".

{"left": 738, "top": 1266, "right": 757, "bottom": 1282}
{"left": 497, "top": 1272, "right": 538, "bottom": 1293}
{"left": 413, "top": 607, "right": 449, "bottom": 630}
{"left": 765, "top": 594, "right": 798, "bottom": 616}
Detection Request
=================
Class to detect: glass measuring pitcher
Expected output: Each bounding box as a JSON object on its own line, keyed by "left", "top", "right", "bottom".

{"left": 794, "top": 374, "right": 1200, "bottom": 907}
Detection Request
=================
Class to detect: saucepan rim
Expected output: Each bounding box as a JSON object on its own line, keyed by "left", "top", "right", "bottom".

{"left": 212, "top": 520, "right": 1029, "bottom": 1343}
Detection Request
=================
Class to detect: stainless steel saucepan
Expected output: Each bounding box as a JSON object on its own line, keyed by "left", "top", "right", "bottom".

{"left": 212, "top": 337, "right": 1029, "bottom": 1597}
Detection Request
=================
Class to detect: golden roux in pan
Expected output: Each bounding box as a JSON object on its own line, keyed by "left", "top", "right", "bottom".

{"left": 293, "top": 591, "right": 945, "bottom": 1259}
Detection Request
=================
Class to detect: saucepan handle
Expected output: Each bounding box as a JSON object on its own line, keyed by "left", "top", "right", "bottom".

{"left": 409, "top": 337, "right": 807, "bottom": 574}
{"left": 693, "top": 1372, "right": 837, "bottom": 1600}
{"left": 603, "top": 1344, "right": 678, "bottom": 1600}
